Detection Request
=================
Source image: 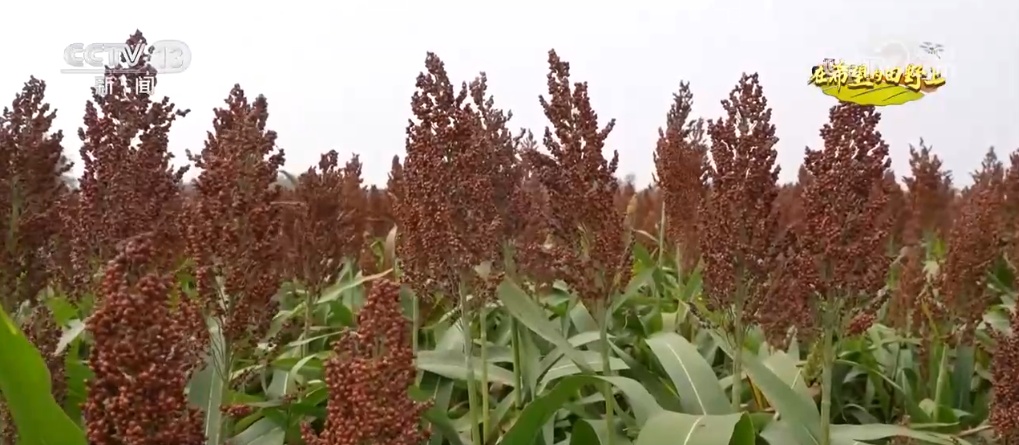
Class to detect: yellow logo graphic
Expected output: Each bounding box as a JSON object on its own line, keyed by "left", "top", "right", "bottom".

{"left": 808, "top": 59, "right": 946, "bottom": 106}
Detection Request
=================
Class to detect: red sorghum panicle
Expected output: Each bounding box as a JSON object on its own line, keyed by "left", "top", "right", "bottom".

{"left": 396, "top": 54, "right": 520, "bottom": 303}
{"left": 301, "top": 279, "right": 430, "bottom": 445}
{"left": 84, "top": 233, "right": 205, "bottom": 445}
{"left": 940, "top": 148, "right": 1006, "bottom": 341}
{"left": 284, "top": 150, "right": 367, "bottom": 290}
{"left": 887, "top": 141, "right": 955, "bottom": 334}
{"left": 1005, "top": 150, "right": 1019, "bottom": 279}
{"left": 519, "top": 50, "right": 630, "bottom": 307}
{"left": 792, "top": 103, "right": 893, "bottom": 339}
{"left": 0, "top": 76, "right": 72, "bottom": 311}
{"left": 991, "top": 305, "right": 1019, "bottom": 444}
{"left": 698, "top": 73, "right": 786, "bottom": 336}
{"left": 653, "top": 81, "right": 711, "bottom": 273}
{"left": 69, "top": 30, "right": 189, "bottom": 301}
{"left": 185, "top": 85, "right": 286, "bottom": 351}
{"left": 903, "top": 140, "right": 955, "bottom": 243}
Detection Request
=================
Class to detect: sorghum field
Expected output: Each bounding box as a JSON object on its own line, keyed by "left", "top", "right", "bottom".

{"left": 2, "top": 31, "right": 1018, "bottom": 445}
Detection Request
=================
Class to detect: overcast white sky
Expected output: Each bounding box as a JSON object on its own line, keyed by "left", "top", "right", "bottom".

{"left": 2, "top": 0, "right": 1017, "bottom": 186}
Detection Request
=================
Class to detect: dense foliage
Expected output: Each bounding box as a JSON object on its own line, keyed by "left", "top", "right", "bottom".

{"left": 2, "top": 31, "right": 1019, "bottom": 445}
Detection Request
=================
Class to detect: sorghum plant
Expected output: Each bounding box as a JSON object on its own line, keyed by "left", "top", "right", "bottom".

{"left": 698, "top": 73, "right": 784, "bottom": 410}
{"left": 520, "top": 49, "right": 630, "bottom": 309}
{"left": 185, "top": 85, "right": 286, "bottom": 357}
{"left": 653, "top": 81, "right": 710, "bottom": 273}
{"left": 0, "top": 77, "right": 72, "bottom": 311}
{"left": 991, "top": 299, "right": 1019, "bottom": 444}
{"left": 83, "top": 233, "right": 206, "bottom": 445}
{"left": 520, "top": 49, "right": 629, "bottom": 444}
{"left": 888, "top": 140, "right": 954, "bottom": 336}
{"left": 793, "top": 103, "right": 894, "bottom": 445}
{"left": 939, "top": 148, "right": 1006, "bottom": 342}
{"left": 69, "top": 30, "right": 190, "bottom": 301}
{"left": 300, "top": 279, "right": 430, "bottom": 445}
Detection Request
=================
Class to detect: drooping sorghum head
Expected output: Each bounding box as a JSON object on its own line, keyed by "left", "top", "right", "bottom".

{"left": 69, "top": 30, "right": 190, "bottom": 301}
{"left": 301, "top": 279, "right": 430, "bottom": 445}
{"left": 83, "top": 233, "right": 206, "bottom": 445}
{"left": 699, "top": 73, "right": 786, "bottom": 330}
{"left": 0, "top": 76, "right": 72, "bottom": 311}
{"left": 653, "top": 81, "right": 711, "bottom": 273}
{"left": 283, "top": 150, "right": 367, "bottom": 291}
{"left": 185, "top": 85, "right": 286, "bottom": 351}
{"left": 519, "top": 49, "right": 630, "bottom": 308}
{"left": 940, "top": 148, "right": 1006, "bottom": 341}
{"left": 792, "top": 103, "right": 894, "bottom": 339}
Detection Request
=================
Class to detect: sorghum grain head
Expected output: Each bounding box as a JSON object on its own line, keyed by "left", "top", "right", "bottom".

{"left": 0, "top": 76, "right": 72, "bottom": 311}
{"left": 185, "top": 85, "right": 286, "bottom": 351}
{"left": 699, "top": 73, "right": 785, "bottom": 330}
{"left": 793, "top": 103, "right": 894, "bottom": 339}
{"left": 653, "top": 81, "right": 711, "bottom": 273}
{"left": 301, "top": 279, "right": 430, "bottom": 445}
{"left": 69, "top": 30, "right": 189, "bottom": 301}
{"left": 519, "top": 49, "right": 630, "bottom": 308}
{"left": 940, "top": 148, "right": 1006, "bottom": 341}
{"left": 84, "top": 233, "right": 206, "bottom": 445}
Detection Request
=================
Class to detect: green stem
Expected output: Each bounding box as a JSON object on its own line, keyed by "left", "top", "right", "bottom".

{"left": 731, "top": 314, "right": 745, "bottom": 412}
{"left": 459, "top": 287, "right": 481, "bottom": 445}
{"left": 479, "top": 307, "right": 491, "bottom": 442}
{"left": 598, "top": 302, "right": 617, "bottom": 445}
{"left": 820, "top": 322, "right": 835, "bottom": 445}
{"left": 510, "top": 318, "right": 525, "bottom": 407}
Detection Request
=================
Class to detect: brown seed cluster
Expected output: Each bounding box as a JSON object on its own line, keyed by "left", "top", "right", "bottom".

{"left": 283, "top": 150, "right": 367, "bottom": 291}
{"left": 902, "top": 140, "right": 956, "bottom": 243}
{"left": 790, "top": 103, "right": 893, "bottom": 339}
{"left": 940, "top": 149, "right": 1006, "bottom": 340}
{"left": 395, "top": 53, "right": 522, "bottom": 305}
{"left": 992, "top": 306, "right": 1019, "bottom": 444}
{"left": 83, "top": 233, "right": 205, "bottom": 445}
{"left": 0, "top": 77, "right": 73, "bottom": 310}
{"left": 698, "top": 73, "right": 785, "bottom": 332}
{"left": 301, "top": 279, "right": 430, "bottom": 445}
{"left": 653, "top": 81, "right": 710, "bottom": 273}
{"left": 519, "top": 50, "right": 630, "bottom": 308}
{"left": 185, "top": 85, "right": 286, "bottom": 351}
{"left": 69, "top": 30, "right": 190, "bottom": 300}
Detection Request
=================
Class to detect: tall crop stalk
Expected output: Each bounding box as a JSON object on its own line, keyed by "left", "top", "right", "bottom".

{"left": 597, "top": 300, "right": 616, "bottom": 445}
{"left": 479, "top": 306, "right": 491, "bottom": 439}
{"left": 457, "top": 282, "right": 482, "bottom": 445}
{"left": 819, "top": 308, "right": 836, "bottom": 445}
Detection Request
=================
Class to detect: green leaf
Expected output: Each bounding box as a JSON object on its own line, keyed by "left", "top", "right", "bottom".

{"left": 187, "top": 317, "right": 227, "bottom": 445}
{"left": 0, "top": 306, "right": 87, "bottom": 445}
{"left": 829, "top": 424, "right": 969, "bottom": 445}
{"left": 951, "top": 345, "right": 975, "bottom": 412}
{"left": 316, "top": 269, "right": 390, "bottom": 304}
{"left": 569, "top": 418, "right": 631, "bottom": 445}
{"left": 416, "top": 349, "right": 517, "bottom": 387}
{"left": 539, "top": 352, "right": 628, "bottom": 388}
{"left": 645, "top": 332, "right": 730, "bottom": 415}
{"left": 496, "top": 279, "right": 594, "bottom": 373}
{"left": 635, "top": 412, "right": 754, "bottom": 445}
{"left": 739, "top": 347, "right": 821, "bottom": 445}
{"left": 501, "top": 375, "right": 663, "bottom": 445}
{"left": 229, "top": 417, "right": 285, "bottom": 445}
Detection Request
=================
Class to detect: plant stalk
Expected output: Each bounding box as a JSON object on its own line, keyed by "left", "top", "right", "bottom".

{"left": 458, "top": 286, "right": 481, "bottom": 445}
{"left": 819, "top": 320, "right": 835, "bottom": 445}
{"left": 598, "top": 301, "right": 617, "bottom": 445}
{"left": 479, "top": 306, "right": 491, "bottom": 442}
{"left": 510, "top": 317, "right": 525, "bottom": 407}
{"left": 731, "top": 313, "right": 745, "bottom": 412}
